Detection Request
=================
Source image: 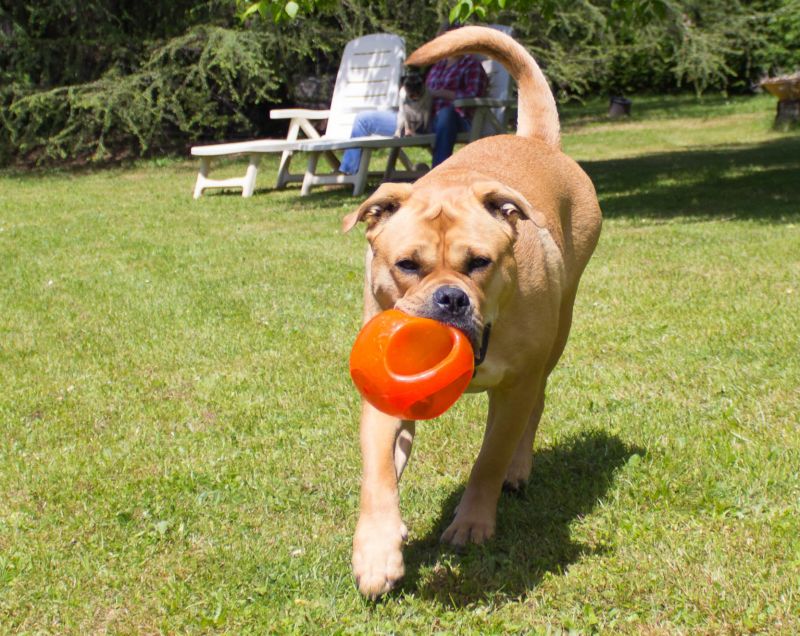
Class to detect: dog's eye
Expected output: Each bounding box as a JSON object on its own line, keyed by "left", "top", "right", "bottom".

{"left": 467, "top": 256, "right": 492, "bottom": 273}
{"left": 396, "top": 259, "right": 420, "bottom": 274}
{"left": 369, "top": 201, "right": 397, "bottom": 216}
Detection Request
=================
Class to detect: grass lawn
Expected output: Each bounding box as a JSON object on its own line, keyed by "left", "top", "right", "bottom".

{"left": 1, "top": 93, "right": 799, "bottom": 633}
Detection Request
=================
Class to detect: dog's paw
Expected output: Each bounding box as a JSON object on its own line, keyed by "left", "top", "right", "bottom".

{"left": 504, "top": 451, "right": 532, "bottom": 491}
{"left": 502, "top": 477, "right": 527, "bottom": 494}
{"left": 440, "top": 513, "right": 495, "bottom": 547}
{"left": 352, "top": 517, "right": 406, "bottom": 599}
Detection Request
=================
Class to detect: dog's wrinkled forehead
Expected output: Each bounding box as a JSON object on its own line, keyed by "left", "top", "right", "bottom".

{"left": 379, "top": 199, "right": 476, "bottom": 251}
{"left": 342, "top": 180, "right": 539, "bottom": 242}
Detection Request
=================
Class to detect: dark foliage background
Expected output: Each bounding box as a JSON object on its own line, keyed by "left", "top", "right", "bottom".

{"left": 0, "top": 0, "right": 798, "bottom": 166}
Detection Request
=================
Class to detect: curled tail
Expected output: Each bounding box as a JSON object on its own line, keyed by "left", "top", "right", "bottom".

{"left": 406, "top": 25, "right": 560, "bottom": 149}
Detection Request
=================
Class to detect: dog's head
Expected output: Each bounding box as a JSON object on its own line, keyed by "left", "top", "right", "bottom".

{"left": 401, "top": 70, "right": 426, "bottom": 101}
{"left": 343, "top": 180, "right": 540, "bottom": 353}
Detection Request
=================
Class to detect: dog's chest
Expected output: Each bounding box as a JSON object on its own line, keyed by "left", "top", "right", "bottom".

{"left": 401, "top": 96, "right": 430, "bottom": 134}
{"left": 403, "top": 106, "right": 425, "bottom": 131}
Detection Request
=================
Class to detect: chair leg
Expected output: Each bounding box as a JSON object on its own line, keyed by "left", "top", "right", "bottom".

{"left": 353, "top": 149, "right": 372, "bottom": 196}
{"left": 276, "top": 120, "right": 300, "bottom": 189}
{"left": 276, "top": 150, "right": 294, "bottom": 189}
{"left": 322, "top": 151, "right": 341, "bottom": 171}
{"left": 384, "top": 147, "right": 400, "bottom": 181}
{"left": 301, "top": 152, "right": 321, "bottom": 196}
{"left": 470, "top": 110, "right": 487, "bottom": 141}
{"left": 296, "top": 119, "right": 339, "bottom": 170}
{"left": 242, "top": 155, "right": 259, "bottom": 197}
{"left": 398, "top": 149, "right": 415, "bottom": 171}
{"left": 193, "top": 157, "right": 210, "bottom": 199}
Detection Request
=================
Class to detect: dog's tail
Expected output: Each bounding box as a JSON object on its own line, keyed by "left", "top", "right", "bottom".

{"left": 406, "top": 26, "right": 560, "bottom": 149}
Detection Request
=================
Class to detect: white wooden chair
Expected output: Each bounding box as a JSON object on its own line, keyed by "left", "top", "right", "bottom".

{"left": 191, "top": 33, "right": 405, "bottom": 198}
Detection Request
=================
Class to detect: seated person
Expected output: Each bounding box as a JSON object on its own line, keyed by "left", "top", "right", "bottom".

{"left": 338, "top": 22, "right": 488, "bottom": 175}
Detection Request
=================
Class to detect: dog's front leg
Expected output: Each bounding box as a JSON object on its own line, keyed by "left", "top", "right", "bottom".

{"left": 504, "top": 386, "right": 545, "bottom": 490}
{"left": 394, "top": 420, "right": 415, "bottom": 479}
{"left": 441, "top": 377, "right": 542, "bottom": 546}
{"left": 352, "top": 402, "right": 412, "bottom": 598}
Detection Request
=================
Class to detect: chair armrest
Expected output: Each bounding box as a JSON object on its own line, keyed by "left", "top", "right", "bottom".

{"left": 452, "top": 97, "right": 515, "bottom": 108}
{"left": 270, "top": 108, "right": 331, "bottom": 120}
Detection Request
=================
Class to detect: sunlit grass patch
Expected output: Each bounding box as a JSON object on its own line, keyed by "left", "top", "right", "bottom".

{"left": 1, "top": 94, "right": 798, "bottom": 633}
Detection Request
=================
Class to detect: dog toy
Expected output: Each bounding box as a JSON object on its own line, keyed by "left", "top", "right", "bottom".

{"left": 349, "top": 309, "right": 474, "bottom": 420}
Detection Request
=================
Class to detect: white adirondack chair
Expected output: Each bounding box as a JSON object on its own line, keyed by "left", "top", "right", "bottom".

{"left": 191, "top": 33, "right": 405, "bottom": 198}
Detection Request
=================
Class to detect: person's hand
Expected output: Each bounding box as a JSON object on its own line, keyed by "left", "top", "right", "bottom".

{"left": 430, "top": 88, "right": 456, "bottom": 101}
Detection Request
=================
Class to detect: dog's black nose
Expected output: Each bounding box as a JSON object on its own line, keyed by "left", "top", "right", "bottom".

{"left": 432, "top": 286, "right": 470, "bottom": 316}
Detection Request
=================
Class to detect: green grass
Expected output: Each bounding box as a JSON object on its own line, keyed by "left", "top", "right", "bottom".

{"left": 1, "top": 94, "right": 799, "bottom": 633}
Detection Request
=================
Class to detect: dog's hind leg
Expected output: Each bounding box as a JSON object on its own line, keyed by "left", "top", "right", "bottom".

{"left": 503, "top": 285, "right": 579, "bottom": 491}
{"left": 503, "top": 386, "right": 545, "bottom": 491}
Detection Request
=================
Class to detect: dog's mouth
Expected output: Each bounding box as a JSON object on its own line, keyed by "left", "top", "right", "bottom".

{"left": 414, "top": 314, "right": 490, "bottom": 369}
{"left": 444, "top": 320, "right": 490, "bottom": 370}
{"left": 473, "top": 323, "right": 491, "bottom": 368}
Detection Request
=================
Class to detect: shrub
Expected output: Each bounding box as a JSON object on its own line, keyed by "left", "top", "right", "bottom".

{"left": 1, "top": 25, "right": 282, "bottom": 164}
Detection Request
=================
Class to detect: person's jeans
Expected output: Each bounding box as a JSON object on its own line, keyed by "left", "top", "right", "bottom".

{"left": 338, "top": 105, "right": 471, "bottom": 175}
{"left": 431, "top": 105, "right": 470, "bottom": 167}
{"left": 339, "top": 110, "right": 397, "bottom": 174}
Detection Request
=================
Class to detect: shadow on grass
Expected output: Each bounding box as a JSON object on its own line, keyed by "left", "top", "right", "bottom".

{"left": 205, "top": 183, "right": 359, "bottom": 212}
{"left": 583, "top": 136, "right": 800, "bottom": 222}
{"left": 399, "top": 430, "right": 642, "bottom": 607}
{"left": 246, "top": 136, "right": 799, "bottom": 223}
{"left": 559, "top": 93, "right": 761, "bottom": 127}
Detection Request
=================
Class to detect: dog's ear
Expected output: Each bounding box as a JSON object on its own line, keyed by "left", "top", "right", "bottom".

{"left": 342, "top": 183, "right": 413, "bottom": 233}
{"left": 471, "top": 181, "right": 547, "bottom": 231}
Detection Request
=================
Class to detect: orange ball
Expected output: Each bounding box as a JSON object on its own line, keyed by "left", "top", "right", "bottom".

{"left": 349, "top": 309, "right": 475, "bottom": 420}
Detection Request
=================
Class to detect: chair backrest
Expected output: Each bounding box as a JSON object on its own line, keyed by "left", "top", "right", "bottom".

{"left": 324, "top": 33, "right": 406, "bottom": 139}
{"left": 478, "top": 24, "right": 514, "bottom": 136}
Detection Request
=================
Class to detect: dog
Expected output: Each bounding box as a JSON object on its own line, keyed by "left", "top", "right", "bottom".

{"left": 343, "top": 26, "right": 602, "bottom": 598}
{"left": 394, "top": 69, "right": 432, "bottom": 137}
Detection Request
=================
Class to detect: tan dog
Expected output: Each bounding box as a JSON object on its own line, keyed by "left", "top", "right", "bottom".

{"left": 343, "top": 26, "right": 602, "bottom": 598}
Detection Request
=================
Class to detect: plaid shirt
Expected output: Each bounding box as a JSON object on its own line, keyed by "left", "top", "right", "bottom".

{"left": 425, "top": 55, "right": 488, "bottom": 121}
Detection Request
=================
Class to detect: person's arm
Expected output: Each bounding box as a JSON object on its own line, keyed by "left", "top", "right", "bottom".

{"left": 426, "top": 61, "right": 455, "bottom": 101}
